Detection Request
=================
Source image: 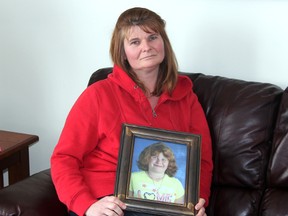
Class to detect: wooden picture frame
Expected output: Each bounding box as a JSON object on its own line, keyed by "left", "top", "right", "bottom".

{"left": 114, "top": 124, "right": 201, "bottom": 216}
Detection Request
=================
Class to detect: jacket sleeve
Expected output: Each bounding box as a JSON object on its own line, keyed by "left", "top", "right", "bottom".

{"left": 50, "top": 87, "right": 100, "bottom": 215}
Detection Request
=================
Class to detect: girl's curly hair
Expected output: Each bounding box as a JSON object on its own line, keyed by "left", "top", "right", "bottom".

{"left": 137, "top": 142, "right": 178, "bottom": 177}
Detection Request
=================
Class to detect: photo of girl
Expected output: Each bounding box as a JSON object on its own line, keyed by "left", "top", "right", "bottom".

{"left": 129, "top": 141, "right": 186, "bottom": 204}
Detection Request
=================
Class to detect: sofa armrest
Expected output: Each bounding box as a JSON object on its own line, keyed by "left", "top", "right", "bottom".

{"left": 0, "top": 169, "right": 68, "bottom": 216}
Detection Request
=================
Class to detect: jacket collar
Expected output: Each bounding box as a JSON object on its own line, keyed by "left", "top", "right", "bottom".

{"left": 108, "top": 64, "right": 192, "bottom": 102}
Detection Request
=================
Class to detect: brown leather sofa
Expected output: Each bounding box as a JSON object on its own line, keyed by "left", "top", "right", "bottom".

{"left": 0, "top": 68, "right": 287, "bottom": 216}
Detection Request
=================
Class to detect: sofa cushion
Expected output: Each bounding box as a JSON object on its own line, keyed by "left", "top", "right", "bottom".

{"left": 260, "top": 188, "right": 288, "bottom": 216}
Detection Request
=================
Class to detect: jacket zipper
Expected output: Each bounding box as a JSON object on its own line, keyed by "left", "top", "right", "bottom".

{"left": 152, "top": 109, "right": 157, "bottom": 118}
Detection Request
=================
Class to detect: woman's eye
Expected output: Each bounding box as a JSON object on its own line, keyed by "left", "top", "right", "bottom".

{"left": 149, "top": 34, "right": 158, "bottom": 41}
{"left": 130, "top": 40, "right": 139, "bottom": 45}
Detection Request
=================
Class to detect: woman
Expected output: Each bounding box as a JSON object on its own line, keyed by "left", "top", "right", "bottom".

{"left": 129, "top": 142, "right": 185, "bottom": 204}
{"left": 51, "top": 7, "right": 213, "bottom": 216}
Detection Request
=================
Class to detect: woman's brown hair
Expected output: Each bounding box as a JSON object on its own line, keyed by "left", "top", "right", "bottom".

{"left": 110, "top": 7, "right": 178, "bottom": 96}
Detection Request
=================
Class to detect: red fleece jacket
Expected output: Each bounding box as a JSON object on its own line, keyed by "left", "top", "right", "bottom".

{"left": 51, "top": 65, "right": 213, "bottom": 215}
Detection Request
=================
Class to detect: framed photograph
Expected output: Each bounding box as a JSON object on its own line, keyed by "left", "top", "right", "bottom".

{"left": 114, "top": 124, "right": 201, "bottom": 216}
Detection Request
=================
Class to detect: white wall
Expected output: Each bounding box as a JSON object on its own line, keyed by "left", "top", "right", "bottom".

{"left": 1, "top": 0, "right": 287, "bottom": 178}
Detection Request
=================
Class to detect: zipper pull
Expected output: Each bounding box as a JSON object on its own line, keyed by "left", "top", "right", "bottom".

{"left": 152, "top": 109, "right": 157, "bottom": 118}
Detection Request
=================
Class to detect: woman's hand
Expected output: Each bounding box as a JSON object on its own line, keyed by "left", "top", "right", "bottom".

{"left": 85, "top": 196, "right": 126, "bottom": 216}
{"left": 195, "top": 198, "right": 206, "bottom": 216}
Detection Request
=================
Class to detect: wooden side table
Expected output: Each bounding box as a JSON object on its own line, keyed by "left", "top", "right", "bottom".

{"left": 0, "top": 130, "right": 39, "bottom": 188}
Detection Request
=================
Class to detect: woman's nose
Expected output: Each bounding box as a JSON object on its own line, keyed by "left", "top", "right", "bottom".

{"left": 141, "top": 40, "right": 151, "bottom": 51}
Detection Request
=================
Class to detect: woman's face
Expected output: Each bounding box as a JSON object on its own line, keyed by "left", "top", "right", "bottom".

{"left": 123, "top": 26, "right": 165, "bottom": 73}
{"left": 148, "top": 152, "right": 169, "bottom": 174}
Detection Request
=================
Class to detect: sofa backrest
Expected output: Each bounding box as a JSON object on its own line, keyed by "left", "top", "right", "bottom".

{"left": 187, "top": 73, "right": 283, "bottom": 215}
{"left": 268, "top": 87, "right": 288, "bottom": 187}
{"left": 261, "top": 87, "right": 288, "bottom": 216}
{"left": 189, "top": 73, "right": 283, "bottom": 186}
